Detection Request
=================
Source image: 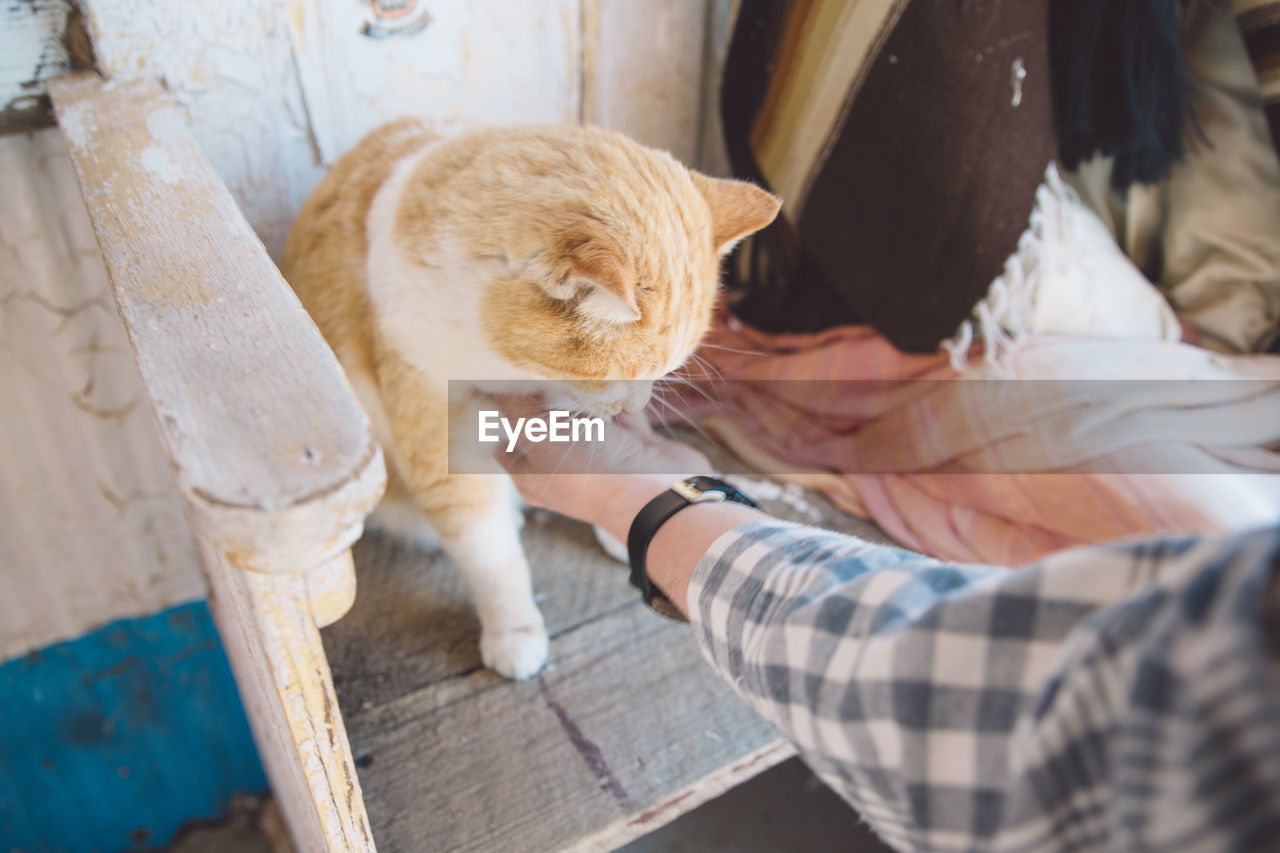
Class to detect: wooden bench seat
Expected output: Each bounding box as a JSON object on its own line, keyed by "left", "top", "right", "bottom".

{"left": 324, "top": 429, "right": 889, "bottom": 852}
{"left": 331, "top": 515, "right": 784, "bottom": 852}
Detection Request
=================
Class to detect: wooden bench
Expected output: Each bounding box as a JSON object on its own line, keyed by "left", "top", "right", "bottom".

{"left": 49, "top": 72, "right": 885, "bottom": 852}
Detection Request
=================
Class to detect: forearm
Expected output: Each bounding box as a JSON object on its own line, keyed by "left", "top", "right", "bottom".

{"left": 683, "top": 523, "right": 1280, "bottom": 850}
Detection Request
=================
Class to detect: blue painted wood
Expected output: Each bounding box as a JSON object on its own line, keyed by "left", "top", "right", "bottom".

{"left": 0, "top": 601, "right": 267, "bottom": 852}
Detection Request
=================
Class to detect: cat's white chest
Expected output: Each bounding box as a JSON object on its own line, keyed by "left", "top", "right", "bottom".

{"left": 364, "top": 149, "right": 546, "bottom": 386}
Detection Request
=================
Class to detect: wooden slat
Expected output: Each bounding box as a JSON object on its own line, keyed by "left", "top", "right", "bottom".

{"left": 204, "top": 541, "right": 375, "bottom": 853}
{"left": 349, "top": 594, "right": 792, "bottom": 853}
{"left": 324, "top": 430, "right": 892, "bottom": 716}
{"left": 47, "top": 72, "right": 384, "bottom": 568}
{"left": 323, "top": 514, "right": 637, "bottom": 713}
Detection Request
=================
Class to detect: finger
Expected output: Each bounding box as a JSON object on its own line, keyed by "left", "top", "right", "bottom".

{"left": 495, "top": 442, "right": 527, "bottom": 470}
{"left": 614, "top": 411, "right": 658, "bottom": 438}
{"left": 490, "top": 394, "right": 547, "bottom": 420}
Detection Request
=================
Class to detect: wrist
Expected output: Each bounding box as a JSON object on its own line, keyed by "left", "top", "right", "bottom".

{"left": 644, "top": 500, "right": 769, "bottom": 616}
{"left": 622, "top": 475, "right": 768, "bottom": 620}
{"left": 595, "top": 474, "right": 700, "bottom": 543}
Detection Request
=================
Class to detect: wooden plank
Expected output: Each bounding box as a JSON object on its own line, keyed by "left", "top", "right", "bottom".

{"left": 323, "top": 513, "right": 637, "bottom": 714}
{"left": 203, "top": 541, "right": 375, "bottom": 853}
{"left": 348, "top": 600, "right": 793, "bottom": 853}
{"left": 47, "top": 72, "right": 385, "bottom": 851}
{"left": 0, "top": 0, "right": 94, "bottom": 135}
{"left": 284, "top": 0, "right": 582, "bottom": 167}
{"left": 47, "top": 73, "right": 384, "bottom": 568}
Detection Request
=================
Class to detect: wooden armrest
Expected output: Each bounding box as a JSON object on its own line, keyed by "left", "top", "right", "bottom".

{"left": 49, "top": 73, "right": 383, "bottom": 851}
{"left": 47, "top": 73, "right": 385, "bottom": 572}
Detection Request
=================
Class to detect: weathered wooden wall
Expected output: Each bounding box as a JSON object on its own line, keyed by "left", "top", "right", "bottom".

{"left": 0, "top": 0, "right": 717, "bottom": 659}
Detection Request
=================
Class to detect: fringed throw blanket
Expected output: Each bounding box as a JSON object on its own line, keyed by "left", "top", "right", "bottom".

{"left": 675, "top": 310, "right": 1280, "bottom": 565}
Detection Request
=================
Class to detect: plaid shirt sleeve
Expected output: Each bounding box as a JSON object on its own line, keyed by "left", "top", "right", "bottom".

{"left": 688, "top": 521, "right": 1280, "bottom": 852}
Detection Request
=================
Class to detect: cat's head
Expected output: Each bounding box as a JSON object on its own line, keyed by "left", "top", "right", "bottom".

{"left": 457, "top": 127, "right": 780, "bottom": 416}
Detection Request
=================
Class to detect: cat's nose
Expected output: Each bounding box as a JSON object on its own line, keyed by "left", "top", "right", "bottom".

{"left": 622, "top": 380, "right": 654, "bottom": 414}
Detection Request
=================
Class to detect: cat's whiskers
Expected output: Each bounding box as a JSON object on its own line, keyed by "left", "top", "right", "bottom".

{"left": 697, "top": 342, "right": 765, "bottom": 357}
{"left": 686, "top": 350, "right": 725, "bottom": 382}
{"left": 648, "top": 385, "right": 716, "bottom": 445}
{"left": 547, "top": 431, "right": 579, "bottom": 479}
{"left": 659, "top": 372, "right": 722, "bottom": 409}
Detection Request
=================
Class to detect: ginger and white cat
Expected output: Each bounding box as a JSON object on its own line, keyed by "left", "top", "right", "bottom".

{"left": 282, "top": 120, "right": 779, "bottom": 679}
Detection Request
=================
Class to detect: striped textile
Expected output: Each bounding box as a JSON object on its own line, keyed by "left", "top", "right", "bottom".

{"left": 744, "top": 0, "right": 904, "bottom": 216}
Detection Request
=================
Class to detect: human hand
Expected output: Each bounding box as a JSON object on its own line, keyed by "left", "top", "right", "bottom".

{"left": 489, "top": 396, "right": 711, "bottom": 540}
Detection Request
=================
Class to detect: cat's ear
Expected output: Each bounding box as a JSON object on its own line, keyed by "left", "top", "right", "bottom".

{"left": 691, "top": 172, "right": 782, "bottom": 255}
{"left": 543, "top": 238, "right": 640, "bottom": 324}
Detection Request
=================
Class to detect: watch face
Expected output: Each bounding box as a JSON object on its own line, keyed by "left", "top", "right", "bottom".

{"left": 646, "top": 594, "right": 689, "bottom": 623}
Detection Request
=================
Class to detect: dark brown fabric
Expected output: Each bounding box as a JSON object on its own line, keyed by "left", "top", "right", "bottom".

{"left": 723, "top": 0, "right": 1056, "bottom": 353}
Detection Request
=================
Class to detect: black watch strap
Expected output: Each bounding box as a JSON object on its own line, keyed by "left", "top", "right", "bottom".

{"left": 627, "top": 476, "right": 758, "bottom": 621}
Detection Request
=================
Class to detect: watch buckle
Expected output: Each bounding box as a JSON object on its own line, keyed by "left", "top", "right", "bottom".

{"left": 670, "top": 479, "right": 728, "bottom": 503}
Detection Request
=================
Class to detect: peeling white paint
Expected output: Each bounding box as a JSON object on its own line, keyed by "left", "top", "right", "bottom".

{"left": 53, "top": 100, "right": 93, "bottom": 148}
{"left": 140, "top": 144, "right": 183, "bottom": 183}
{"left": 287, "top": 0, "right": 580, "bottom": 167}
{"left": 81, "top": 0, "right": 710, "bottom": 256}
{"left": 87, "top": 0, "right": 324, "bottom": 258}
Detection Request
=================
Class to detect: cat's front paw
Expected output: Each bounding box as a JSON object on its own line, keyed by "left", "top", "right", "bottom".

{"left": 481, "top": 623, "right": 549, "bottom": 680}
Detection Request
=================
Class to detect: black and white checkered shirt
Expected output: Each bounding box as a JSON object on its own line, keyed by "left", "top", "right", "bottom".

{"left": 689, "top": 522, "right": 1280, "bottom": 852}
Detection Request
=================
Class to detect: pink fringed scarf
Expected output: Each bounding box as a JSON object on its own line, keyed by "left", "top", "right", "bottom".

{"left": 671, "top": 312, "right": 1280, "bottom": 565}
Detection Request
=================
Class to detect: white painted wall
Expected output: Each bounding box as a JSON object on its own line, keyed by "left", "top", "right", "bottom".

{"left": 286, "top": 0, "right": 583, "bottom": 166}
{"left": 583, "top": 0, "right": 709, "bottom": 167}
{"left": 0, "top": 129, "right": 204, "bottom": 660}
{"left": 0, "top": 0, "right": 713, "bottom": 659}
{"left": 82, "top": 0, "right": 709, "bottom": 258}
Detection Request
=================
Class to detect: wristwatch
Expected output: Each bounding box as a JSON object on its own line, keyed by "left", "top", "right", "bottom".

{"left": 627, "top": 475, "right": 759, "bottom": 621}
